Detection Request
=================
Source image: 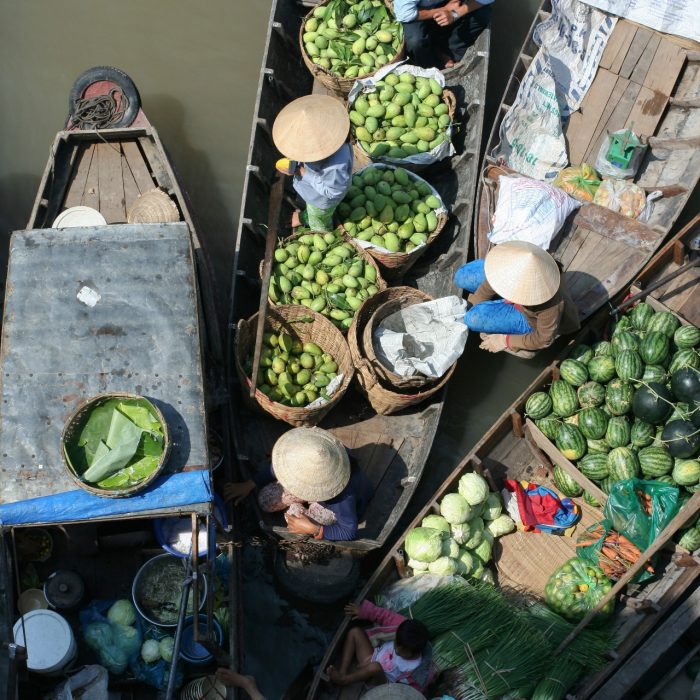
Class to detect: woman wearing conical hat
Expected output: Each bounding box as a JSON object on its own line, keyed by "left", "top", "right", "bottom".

{"left": 454, "top": 241, "right": 580, "bottom": 356}
{"left": 222, "top": 427, "right": 372, "bottom": 541}
{"left": 273, "top": 95, "right": 353, "bottom": 232}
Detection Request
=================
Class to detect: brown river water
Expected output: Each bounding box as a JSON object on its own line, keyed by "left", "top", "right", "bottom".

{"left": 0, "top": 1, "right": 588, "bottom": 697}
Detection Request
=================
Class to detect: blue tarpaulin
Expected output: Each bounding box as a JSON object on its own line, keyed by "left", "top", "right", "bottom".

{"left": 0, "top": 471, "right": 212, "bottom": 526}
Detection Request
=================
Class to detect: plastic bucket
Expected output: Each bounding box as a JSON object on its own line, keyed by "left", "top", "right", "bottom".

{"left": 13, "top": 609, "right": 77, "bottom": 674}
{"left": 179, "top": 614, "right": 223, "bottom": 665}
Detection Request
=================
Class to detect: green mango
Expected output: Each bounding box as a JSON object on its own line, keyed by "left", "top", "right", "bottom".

{"left": 391, "top": 115, "right": 407, "bottom": 127}
{"left": 366, "top": 104, "right": 386, "bottom": 119}
{"left": 395, "top": 204, "right": 410, "bottom": 221}
{"left": 426, "top": 211, "right": 438, "bottom": 232}
{"left": 305, "top": 43, "right": 320, "bottom": 57}
{"left": 352, "top": 37, "right": 366, "bottom": 56}
{"left": 377, "top": 180, "right": 392, "bottom": 196}
{"left": 434, "top": 103, "right": 449, "bottom": 117}
{"left": 375, "top": 29, "right": 393, "bottom": 43}
{"left": 350, "top": 207, "right": 367, "bottom": 222}
{"left": 400, "top": 131, "right": 419, "bottom": 144}
{"left": 399, "top": 72, "right": 415, "bottom": 84}
{"left": 384, "top": 232, "right": 400, "bottom": 252}
{"left": 350, "top": 194, "right": 366, "bottom": 209}
{"left": 379, "top": 204, "right": 394, "bottom": 223}
{"left": 429, "top": 78, "right": 442, "bottom": 95}
{"left": 382, "top": 170, "right": 395, "bottom": 183}
{"left": 364, "top": 116, "right": 379, "bottom": 134}
{"left": 365, "top": 201, "right": 377, "bottom": 218}
{"left": 425, "top": 195, "right": 441, "bottom": 209}
{"left": 386, "top": 126, "right": 404, "bottom": 141}
{"left": 397, "top": 222, "right": 414, "bottom": 239}
{"left": 393, "top": 91, "right": 412, "bottom": 104}
{"left": 385, "top": 103, "right": 402, "bottom": 119}
{"left": 364, "top": 185, "right": 377, "bottom": 200}
{"left": 369, "top": 142, "right": 390, "bottom": 157}
{"left": 360, "top": 53, "right": 375, "bottom": 68}
{"left": 416, "top": 139, "right": 430, "bottom": 152}
{"left": 387, "top": 147, "right": 406, "bottom": 158}
{"left": 410, "top": 232, "right": 428, "bottom": 246}
{"left": 370, "top": 235, "right": 385, "bottom": 247}
{"left": 413, "top": 213, "right": 428, "bottom": 233}
{"left": 424, "top": 93, "right": 441, "bottom": 108}
{"left": 438, "top": 114, "right": 451, "bottom": 128}
{"left": 373, "top": 193, "right": 388, "bottom": 211}
{"left": 385, "top": 73, "right": 399, "bottom": 86}
{"left": 354, "top": 97, "right": 370, "bottom": 116}
{"left": 391, "top": 190, "right": 411, "bottom": 205}
{"left": 355, "top": 126, "right": 372, "bottom": 142}
{"left": 379, "top": 86, "right": 395, "bottom": 102}
{"left": 349, "top": 110, "right": 365, "bottom": 127}
{"left": 415, "top": 127, "right": 436, "bottom": 141}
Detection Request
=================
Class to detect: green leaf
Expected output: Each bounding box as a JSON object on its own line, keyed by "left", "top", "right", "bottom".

{"left": 83, "top": 410, "right": 144, "bottom": 483}
{"left": 76, "top": 398, "right": 121, "bottom": 463}
{"left": 117, "top": 400, "right": 164, "bottom": 436}
{"left": 370, "top": 5, "right": 388, "bottom": 33}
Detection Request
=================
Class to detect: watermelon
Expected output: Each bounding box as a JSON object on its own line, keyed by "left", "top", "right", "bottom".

{"left": 608, "top": 446, "right": 640, "bottom": 480}
{"left": 647, "top": 311, "right": 681, "bottom": 338}
{"left": 550, "top": 380, "right": 579, "bottom": 417}
{"left": 583, "top": 491, "right": 602, "bottom": 508}
{"left": 655, "top": 474, "right": 676, "bottom": 486}
{"left": 674, "top": 325, "right": 700, "bottom": 349}
{"left": 525, "top": 392, "right": 553, "bottom": 420}
{"left": 599, "top": 476, "right": 616, "bottom": 494}
{"left": 690, "top": 395, "right": 700, "bottom": 428}
{"left": 560, "top": 359, "right": 589, "bottom": 387}
{"left": 639, "top": 331, "right": 670, "bottom": 365}
{"left": 662, "top": 420, "right": 700, "bottom": 458}
{"left": 642, "top": 364, "right": 667, "bottom": 384}
{"left": 578, "top": 407, "right": 609, "bottom": 440}
{"left": 592, "top": 340, "right": 614, "bottom": 357}
{"left": 630, "top": 302, "right": 655, "bottom": 331}
{"left": 578, "top": 453, "right": 610, "bottom": 480}
{"left": 536, "top": 416, "right": 562, "bottom": 441}
{"left": 679, "top": 526, "right": 700, "bottom": 552}
{"left": 606, "top": 379, "right": 634, "bottom": 415}
{"left": 555, "top": 423, "right": 587, "bottom": 461}
{"left": 615, "top": 350, "right": 643, "bottom": 381}
{"left": 578, "top": 381, "right": 606, "bottom": 408}
{"left": 672, "top": 459, "right": 700, "bottom": 486}
{"left": 611, "top": 316, "right": 634, "bottom": 336}
{"left": 612, "top": 331, "right": 639, "bottom": 356}
{"left": 588, "top": 356, "right": 616, "bottom": 383}
{"left": 605, "top": 416, "right": 631, "bottom": 448}
{"left": 671, "top": 368, "right": 700, "bottom": 403}
{"left": 632, "top": 382, "right": 674, "bottom": 423}
{"left": 569, "top": 344, "right": 594, "bottom": 364}
{"left": 631, "top": 419, "right": 655, "bottom": 448}
{"left": 687, "top": 483, "right": 700, "bottom": 493}
{"left": 564, "top": 414, "right": 580, "bottom": 426}
{"left": 669, "top": 349, "right": 700, "bottom": 375}
{"left": 553, "top": 465, "right": 583, "bottom": 497}
{"left": 638, "top": 446, "right": 674, "bottom": 477}
{"left": 587, "top": 438, "right": 611, "bottom": 454}
{"left": 668, "top": 402, "right": 691, "bottom": 424}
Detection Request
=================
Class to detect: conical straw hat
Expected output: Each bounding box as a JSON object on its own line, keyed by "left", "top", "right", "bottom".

{"left": 272, "top": 427, "right": 350, "bottom": 502}
{"left": 484, "top": 241, "right": 560, "bottom": 306}
{"left": 361, "top": 685, "right": 425, "bottom": 700}
{"left": 272, "top": 95, "right": 350, "bottom": 163}
{"left": 127, "top": 188, "right": 180, "bottom": 224}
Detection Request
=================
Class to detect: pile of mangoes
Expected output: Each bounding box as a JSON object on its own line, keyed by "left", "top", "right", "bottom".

{"left": 349, "top": 71, "right": 451, "bottom": 159}
{"left": 268, "top": 229, "right": 380, "bottom": 330}
{"left": 337, "top": 166, "right": 443, "bottom": 253}
{"left": 303, "top": 0, "right": 403, "bottom": 79}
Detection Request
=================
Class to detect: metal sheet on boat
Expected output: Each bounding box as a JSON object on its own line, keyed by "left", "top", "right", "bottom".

{"left": 0, "top": 222, "right": 208, "bottom": 511}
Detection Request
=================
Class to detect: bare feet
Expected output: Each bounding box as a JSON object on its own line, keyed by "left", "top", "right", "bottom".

{"left": 444, "top": 59, "right": 456, "bottom": 68}
{"left": 291, "top": 210, "right": 302, "bottom": 228}
{"left": 327, "top": 665, "right": 347, "bottom": 686}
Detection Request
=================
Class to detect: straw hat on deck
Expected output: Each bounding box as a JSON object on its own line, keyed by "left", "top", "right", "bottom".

{"left": 272, "top": 95, "right": 350, "bottom": 163}
{"left": 484, "top": 240, "right": 560, "bottom": 307}
{"left": 361, "top": 684, "right": 425, "bottom": 700}
{"left": 272, "top": 427, "right": 350, "bottom": 502}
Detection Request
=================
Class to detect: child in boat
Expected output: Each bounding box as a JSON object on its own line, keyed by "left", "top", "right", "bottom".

{"left": 272, "top": 95, "right": 353, "bottom": 231}
{"left": 222, "top": 427, "right": 372, "bottom": 541}
{"left": 454, "top": 240, "right": 580, "bottom": 356}
{"left": 326, "top": 601, "right": 434, "bottom": 692}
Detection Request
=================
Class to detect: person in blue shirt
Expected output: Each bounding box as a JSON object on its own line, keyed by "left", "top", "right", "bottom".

{"left": 394, "top": 0, "right": 493, "bottom": 69}
{"left": 222, "top": 427, "right": 373, "bottom": 541}
{"left": 272, "top": 95, "right": 353, "bottom": 231}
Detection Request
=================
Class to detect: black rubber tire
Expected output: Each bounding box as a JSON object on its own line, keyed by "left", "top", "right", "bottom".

{"left": 68, "top": 66, "right": 141, "bottom": 128}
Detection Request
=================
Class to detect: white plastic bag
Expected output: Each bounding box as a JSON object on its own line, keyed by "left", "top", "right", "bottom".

{"left": 488, "top": 175, "right": 581, "bottom": 249}
{"left": 374, "top": 574, "right": 468, "bottom": 611}
{"left": 595, "top": 130, "right": 647, "bottom": 179}
{"left": 48, "top": 665, "right": 109, "bottom": 700}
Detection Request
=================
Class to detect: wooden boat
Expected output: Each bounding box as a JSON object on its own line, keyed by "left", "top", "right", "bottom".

{"left": 309, "top": 214, "right": 700, "bottom": 699}
{"left": 0, "top": 83, "right": 241, "bottom": 699}
{"left": 226, "top": 0, "right": 490, "bottom": 569}
{"left": 475, "top": 0, "right": 700, "bottom": 325}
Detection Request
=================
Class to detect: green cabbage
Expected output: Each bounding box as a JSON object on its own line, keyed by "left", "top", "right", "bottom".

{"left": 112, "top": 623, "right": 141, "bottom": 657}
{"left": 107, "top": 599, "right": 137, "bottom": 626}
{"left": 470, "top": 559, "right": 484, "bottom": 579}
{"left": 487, "top": 514, "right": 516, "bottom": 538}
{"left": 84, "top": 622, "right": 113, "bottom": 651}
{"left": 405, "top": 527, "right": 445, "bottom": 563}
{"left": 458, "top": 473, "right": 489, "bottom": 506}
{"left": 480, "top": 568, "right": 495, "bottom": 585}
{"left": 458, "top": 549, "right": 473, "bottom": 574}
{"left": 463, "top": 518, "right": 484, "bottom": 549}
{"left": 451, "top": 522, "right": 470, "bottom": 545}
{"left": 159, "top": 636, "right": 175, "bottom": 663}
{"left": 421, "top": 514, "right": 451, "bottom": 533}
{"left": 441, "top": 537, "right": 460, "bottom": 559}
{"left": 482, "top": 493, "right": 503, "bottom": 521}
{"left": 408, "top": 558, "right": 429, "bottom": 571}
{"left": 440, "top": 493, "right": 471, "bottom": 524}
{"left": 474, "top": 537, "right": 492, "bottom": 564}
{"left": 141, "top": 639, "right": 161, "bottom": 663}
{"left": 428, "top": 556, "right": 458, "bottom": 576}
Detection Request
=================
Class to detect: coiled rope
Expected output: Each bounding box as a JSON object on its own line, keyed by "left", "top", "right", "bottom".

{"left": 69, "top": 88, "right": 129, "bottom": 130}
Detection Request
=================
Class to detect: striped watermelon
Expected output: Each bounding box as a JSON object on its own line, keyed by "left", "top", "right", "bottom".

{"left": 638, "top": 446, "right": 674, "bottom": 477}
{"left": 630, "top": 302, "right": 655, "bottom": 331}
{"left": 555, "top": 423, "right": 587, "bottom": 461}
{"left": 588, "top": 356, "right": 616, "bottom": 383}
{"left": 669, "top": 349, "right": 700, "bottom": 375}
{"left": 553, "top": 465, "right": 583, "bottom": 497}
{"left": 687, "top": 483, "right": 700, "bottom": 493}
{"left": 525, "top": 392, "right": 553, "bottom": 420}
{"left": 672, "top": 459, "right": 700, "bottom": 486}
{"left": 605, "top": 379, "right": 634, "bottom": 415}
{"left": 592, "top": 340, "right": 614, "bottom": 357}
{"left": 667, "top": 402, "right": 691, "bottom": 424}
{"left": 587, "top": 438, "right": 611, "bottom": 454}
{"left": 569, "top": 344, "right": 594, "bottom": 364}
{"left": 550, "top": 380, "right": 579, "bottom": 417}
{"left": 647, "top": 311, "right": 681, "bottom": 338}
{"left": 655, "top": 474, "right": 676, "bottom": 486}
{"left": 615, "top": 350, "right": 643, "bottom": 381}
{"left": 578, "top": 453, "right": 610, "bottom": 480}
{"left": 674, "top": 325, "right": 700, "bottom": 349}
{"left": 639, "top": 331, "right": 670, "bottom": 365}
{"left": 583, "top": 491, "right": 602, "bottom": 507}
{"left": 608, "top": 446, "right": 640, "bottom": 480}
{"left": 605, "top": 416, "right": 631, "bottom": 448}
{"left": 642, "top": 364, "right": 667, "bottom": 384}
{"left": 611, "top": 316, "right": 634, "bottom": 336}
{"left": 612, "top": 331, "right": 639, "bottom": 356}
{"left": 578, "top": 381, "right": 606, "bottom": 408}
{"left": 560, "top": 359, "right": 589, "bottom": 387}
{"left": 536, "top": 416, "right": 562, "bottom": 441}
{"left": 599, "top": 476, "right": 616, "bottom": 494}
{"left": 631, "top": 419, "right": 655, "bottom": 448}
{"left": 679, "top": 526, "right": 700, "bottom": 552}
{"left": 578, "top": 407, "right": 608, "bottom": 440}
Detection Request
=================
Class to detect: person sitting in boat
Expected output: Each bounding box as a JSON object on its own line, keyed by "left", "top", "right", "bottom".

{"left": 222, "top": 427, "right": 372, "bottom": 541}
{"left": 326, "top": 600, "right": 434, "bottom": 691}
{"left": 394, "top": 0, "right": 493, "bottom": 69}
{"left": 272, "top": 95, "right": 353, "bottom": 232}
{"left": 454, "top": 240, "right": 580, "bottom": 356}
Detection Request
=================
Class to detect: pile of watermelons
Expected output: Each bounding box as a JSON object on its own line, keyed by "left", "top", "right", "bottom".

{"left": 524, "top": 302, "right": 700, "bottom": 551}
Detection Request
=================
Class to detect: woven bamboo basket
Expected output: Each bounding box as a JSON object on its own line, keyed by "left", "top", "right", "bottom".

{"left": 338, "top": 164, "right": 449, "bottom": 280}
{"left": 299, "top": 0, "right": 405, "bottom": 98}
{"left": 348, "top": 288, "right": 457, "bottom": 415}
{"left": 259, "top": 229, "right": 387, "bottom": 333}
{"left": 235, "top": 305, "right": 354, "bottom": 427}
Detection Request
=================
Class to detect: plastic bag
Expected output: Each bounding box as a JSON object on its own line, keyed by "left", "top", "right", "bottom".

{"left": 553, "top": 163, "right": 601, "bottom": 202}
{"left": 49, "top": 665, "right": 109, "bottom": 700}
{"left": 129, "top": 626, "right": 183, "bottom": 691}
{"left": 374, "top": 573, "right": 468, "bottom": 611}
{"left": 593, "top": 179, "right": 646, "bottom": 219}
{"left": 595, "top": 129, "right": 647, "bottom": 179}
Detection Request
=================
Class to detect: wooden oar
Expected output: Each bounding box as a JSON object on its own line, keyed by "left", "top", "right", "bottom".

{"left": 250, "top": 172, "right": 286, "bottom": 398}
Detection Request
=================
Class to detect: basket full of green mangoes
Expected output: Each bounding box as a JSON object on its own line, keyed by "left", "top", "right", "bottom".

{"left": 336, "top": 164, "right": 448, "bottom": 277}
{"left": 347, "top": 64, "right": 456, "bottom": 166}
{"left": 300, "top": 0, "right": 404, "bottom": 97}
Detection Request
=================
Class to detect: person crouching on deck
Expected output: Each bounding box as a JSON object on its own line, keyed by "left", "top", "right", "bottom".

{"left": 272, "top": 95, "right": 353, "bottom": 232}
{"left": 326, "top": 600, "right": 434, "bottom": 692}
{"left": 222, "top": 427, "right": 372, "bottom": 541}
{"left": 454, "top": 240, "right": 580, "bottom": 357}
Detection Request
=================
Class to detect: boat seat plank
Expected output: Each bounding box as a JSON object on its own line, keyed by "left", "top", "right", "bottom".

{"left": 599, "top": 20, "right": 637, "bottom": 72}
{"left": 81, "top": 142, "right": 100, "bottom": 211}
{"left": 121, "top": 140, "right": 154, "bottom": 194}
{"left": 97, "top": 142, "right": 127, "bottom": 223}
{"left": 63, "top": 143, "right": 94, "bottom": 210}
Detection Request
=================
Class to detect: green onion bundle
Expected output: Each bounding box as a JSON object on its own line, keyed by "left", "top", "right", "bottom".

{"left": 530, "top": 653, "right": 587, "bottom": 700}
